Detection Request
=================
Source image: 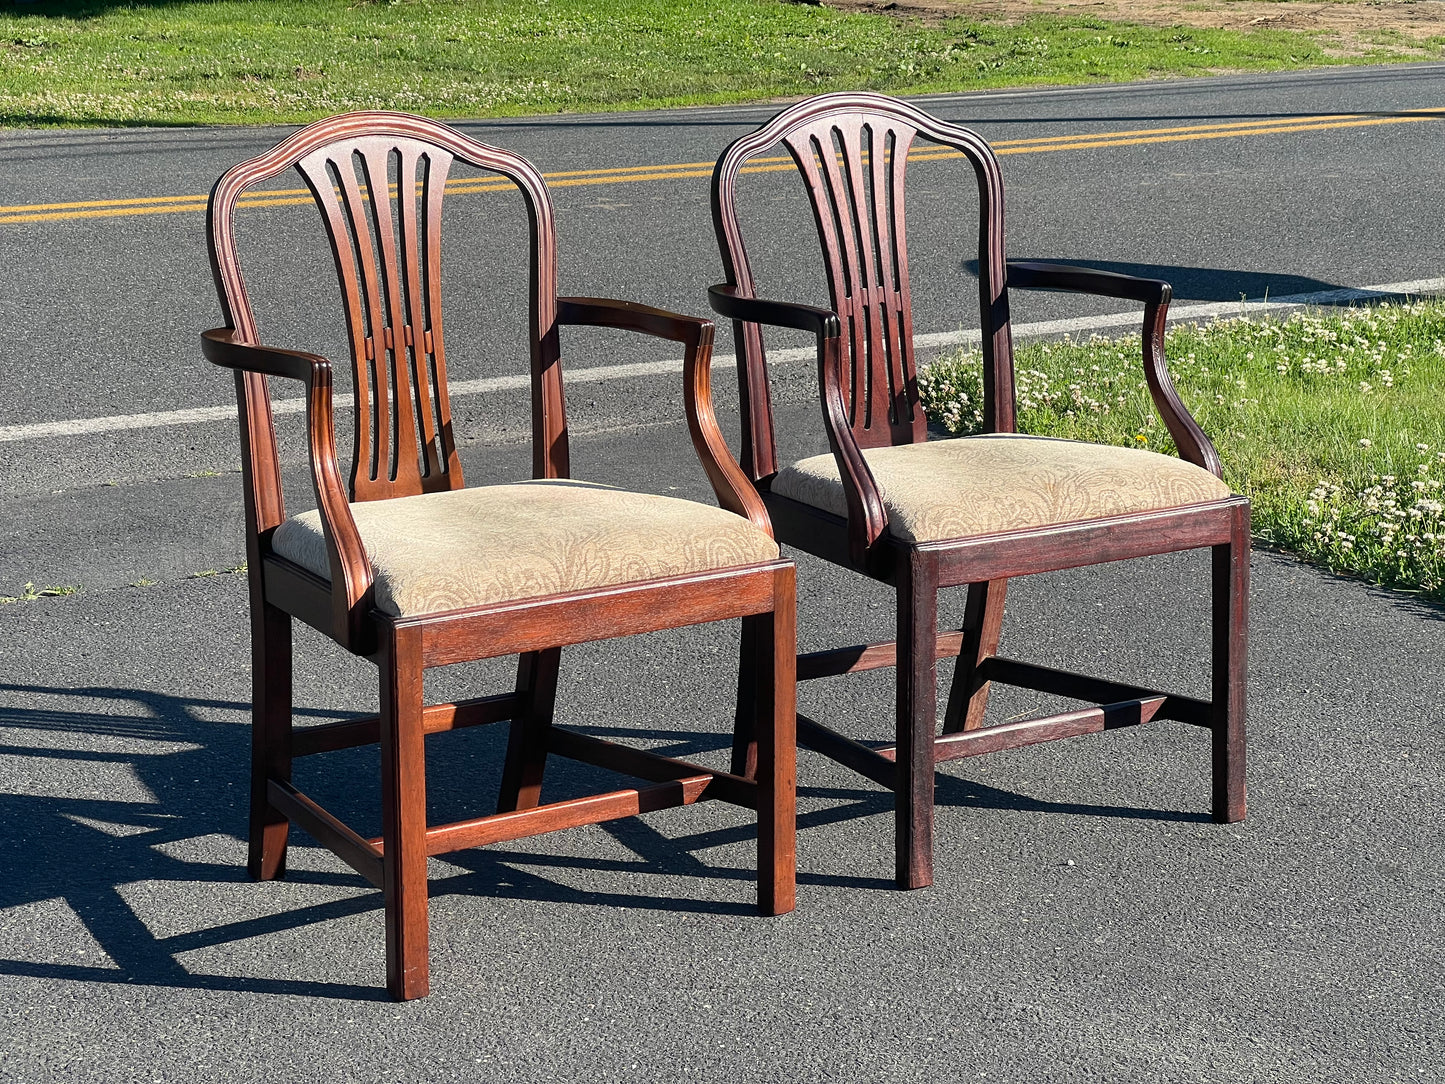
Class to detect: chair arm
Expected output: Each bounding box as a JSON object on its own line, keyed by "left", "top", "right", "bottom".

{"left": 708, "top": 285, "right": 888, "bottom": 565}
{"left": 200, "top": 328, "right": 374, "bottom": 641}
{"left": 1006, "top": 260, "right": 1171, "bottom": 305}
{"left": 555, "top": 297, "right": 771, "bottom": 536}
{"left": 706, "top": 284, "right": 841, "bottom": 339}
{"left": 1004, "top": 261, "right": 1222, "bottom": 478}
{"left": 557, "top": 296, "right": 708, "bottom": 346}
{"left": 201, "top": 327, "right": 331, "bottom": 384}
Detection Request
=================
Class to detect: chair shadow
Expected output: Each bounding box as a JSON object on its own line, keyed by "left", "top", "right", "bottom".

{"left": 0, "top": 680, "right": 1205, "bottom": 998}
{"left": 965, "top": 259, "right": 1364, "bottom": 304}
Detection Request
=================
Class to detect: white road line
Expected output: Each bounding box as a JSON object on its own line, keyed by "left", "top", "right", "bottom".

{"left": 4, "top": 276, "right": 1443, "bottom": 446}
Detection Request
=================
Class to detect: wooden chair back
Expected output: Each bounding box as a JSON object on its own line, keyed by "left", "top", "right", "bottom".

{"left": 712, "top": 92, "right": 1019, "bottom": 479}
{"left": 207, "top": 111, "right": 572, "bottom": 523}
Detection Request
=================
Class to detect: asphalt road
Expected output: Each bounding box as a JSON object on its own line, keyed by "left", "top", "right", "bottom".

{"left": 2, "top": 64, "right": 1444, "bottom": 1082}
{"left": 5, "top": 61, "right": 1445, "bottom": 504}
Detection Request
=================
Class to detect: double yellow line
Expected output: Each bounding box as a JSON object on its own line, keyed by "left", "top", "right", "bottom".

{"left": 2, "top": 107, "right": 1440, "bottom": 226}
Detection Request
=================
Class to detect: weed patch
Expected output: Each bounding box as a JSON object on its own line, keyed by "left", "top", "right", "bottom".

{"left": 0, "top": 582, "right": 81, "bottom": 603}
{"left": 919, "top": 301, "right": 1445, "bottom": 599}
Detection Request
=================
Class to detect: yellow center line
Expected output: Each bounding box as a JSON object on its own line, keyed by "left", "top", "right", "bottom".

{"left": 908, "top": 113, "right": 1443, "bottom": 161}
{"left": 2, "top": 109, "right": 1440, "bottom": 226}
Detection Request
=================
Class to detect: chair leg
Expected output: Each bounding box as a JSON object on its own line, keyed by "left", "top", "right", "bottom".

{"left": 1211, "top": 507, "right": 1250, "bottom": 824}
{"left": 731, "top": 617, "right": 760, "bottom": 780}
{"left": 248, "top": 599, "right": 292, "bottom": 881}
{"left": 753, "top": 569, "right": 797, "bottom": 915}
{"left": 895, "top": 553, "right": 940, "bottom": 890}
{"left": 497, "top": 647, "right": 562, "bottom": 813}
{"left": 379, "top": 628, "right": 430, "bottom": 1001}
{"left": 942, "top": 578, "right": 1008, "bottom": 735}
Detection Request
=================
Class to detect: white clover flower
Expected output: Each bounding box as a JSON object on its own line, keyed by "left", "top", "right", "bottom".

{"left": 1359, "top": 438, "right": 1373, "bottom": 448}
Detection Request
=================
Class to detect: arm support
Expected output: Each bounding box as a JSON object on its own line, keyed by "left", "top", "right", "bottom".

{"left": 708, "top": 285, "right": 889, "bottom": 566}
{"left": 1005, "top": 261, "right": 1222, "bottom": 477}
{"left": 1007, "top": 260, "right": 1171, "bottom": 305}
{"left": 201, "top": 330, "right": 331, "bottom": 383}
{"left": 201, "top": 328, "right": 374, "bottom": 647}
{"left": 556, "top": 297, "right": 771, "bottom": 536}
{"left": 706, "top": 286, "right": 841, "bottom": 339}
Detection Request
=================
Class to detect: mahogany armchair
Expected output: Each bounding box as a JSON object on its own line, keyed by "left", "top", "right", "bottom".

{"left": 710, "top": 92, "right": 1247, "bottom": 890}
{"left": 202, "top": 112, "right": 796, "bottom": 1000}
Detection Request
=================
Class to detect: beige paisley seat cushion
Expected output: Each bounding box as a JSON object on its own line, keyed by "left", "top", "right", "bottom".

{"left": 770, "top": 434, "right": 1233, "bottom": 544}
{"left": 271, "top": 479, "right": 779, "bottom": 617}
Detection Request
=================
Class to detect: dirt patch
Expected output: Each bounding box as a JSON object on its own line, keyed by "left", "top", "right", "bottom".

{"left": 823, "top": 0, "right": 1445, "bottom": 57}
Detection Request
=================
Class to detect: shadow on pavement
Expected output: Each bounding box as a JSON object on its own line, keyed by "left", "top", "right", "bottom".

{"left": 0, "top": 680, "right": 1208, "bottom": 998}
{"left": 965, "top": 259, "right": 1355, "bottom": 303}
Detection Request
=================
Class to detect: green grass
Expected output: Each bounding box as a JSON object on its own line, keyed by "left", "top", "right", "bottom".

{"left": 0, "top": 582, "right": 81, "bottom": 603}
{"left": 918, "top": 301, "right": 1445, "bottom": 600}
{"left": 0, "top": 0, "right": 1404, "bottom": 127}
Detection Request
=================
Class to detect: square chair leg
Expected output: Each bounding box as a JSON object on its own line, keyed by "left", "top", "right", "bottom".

{"left": 753, "top": 569, "right": 798, "bottom": 915}
{"left": 1212, "top": 507, "right": 1250, "bottom": 823}
{"left": 942, "top": 578, "right": 1007, "bottom": 735}
{"left": 895, "top": 553, "right": 940, "bottom": 890}
{"left": 248, "top": 599, "right": 292, "bottom": 882}
{"left": 496, "top": 647, "right": 562, "bottom": 813}
{"left": 379, "top": 627, "right": 430, "bottom": 1001}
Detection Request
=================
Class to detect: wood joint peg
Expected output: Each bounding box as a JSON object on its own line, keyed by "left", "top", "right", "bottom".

{"left": 403, "top": 325, "right": 415, "bottom": 348}
{"left": 383, "top": 327, "right": 395, "bottom": 351}
{"left": 423, "top": 329, "right": 435, "bottom": 355}
{"left": 364, "top": 337, "right": 376, "bottom": 361}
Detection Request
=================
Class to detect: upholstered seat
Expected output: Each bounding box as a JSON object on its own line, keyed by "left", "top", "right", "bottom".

{"left": 273, "top": 479, "right": 781, "bottom": 616}
{"left": 771, "top": 434, "right": 1233, "bottom": 543}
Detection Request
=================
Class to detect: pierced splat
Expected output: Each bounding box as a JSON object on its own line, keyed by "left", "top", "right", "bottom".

{"left": 296, "top": 137, "right": 462, "bottom": 500}
{"left": 712, "top": 94, "right": 1014, "bottom": 481}
{"left": 782, "top": 115, "right": 921, "bottom": 448}
{"left": 207, "top": 111, "right": 571, "bottom": 576}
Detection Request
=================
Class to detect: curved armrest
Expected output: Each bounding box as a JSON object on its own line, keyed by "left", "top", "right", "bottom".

{"left": 555, "top": 297, "right": 771, "bottom": 537}
{"left": 707, "top": 284, "right": 841, "bottom": 339}
{"left": 1007, "top": 260, "right": 1171, "bottom": 305}
{"left": 1004, "top": 261, "right": 1222, "bottom": 478}
{"left": 201, "top": 328, "right": 331, "bottom": 383}
{"left": 708, "top": 285, "right": 888, "bottom": 565}
{"left": 557, "top": 296, "right": 707, "bottom": 345}
{"left": 201, "top": 328, "right": 374, "bottom": 643}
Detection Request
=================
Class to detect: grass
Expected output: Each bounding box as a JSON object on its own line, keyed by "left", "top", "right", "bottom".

{"left": 0, "top": 582, "right": 81, "bottom": 603}
{"left": 0, "top": 0, "right": 1399, "bottom": 127}
{"left": 189, "top": 563, "right": 247, "bottom": 578}
{"left": 917, "top": 301, "right": 1445, "bottom": 601}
